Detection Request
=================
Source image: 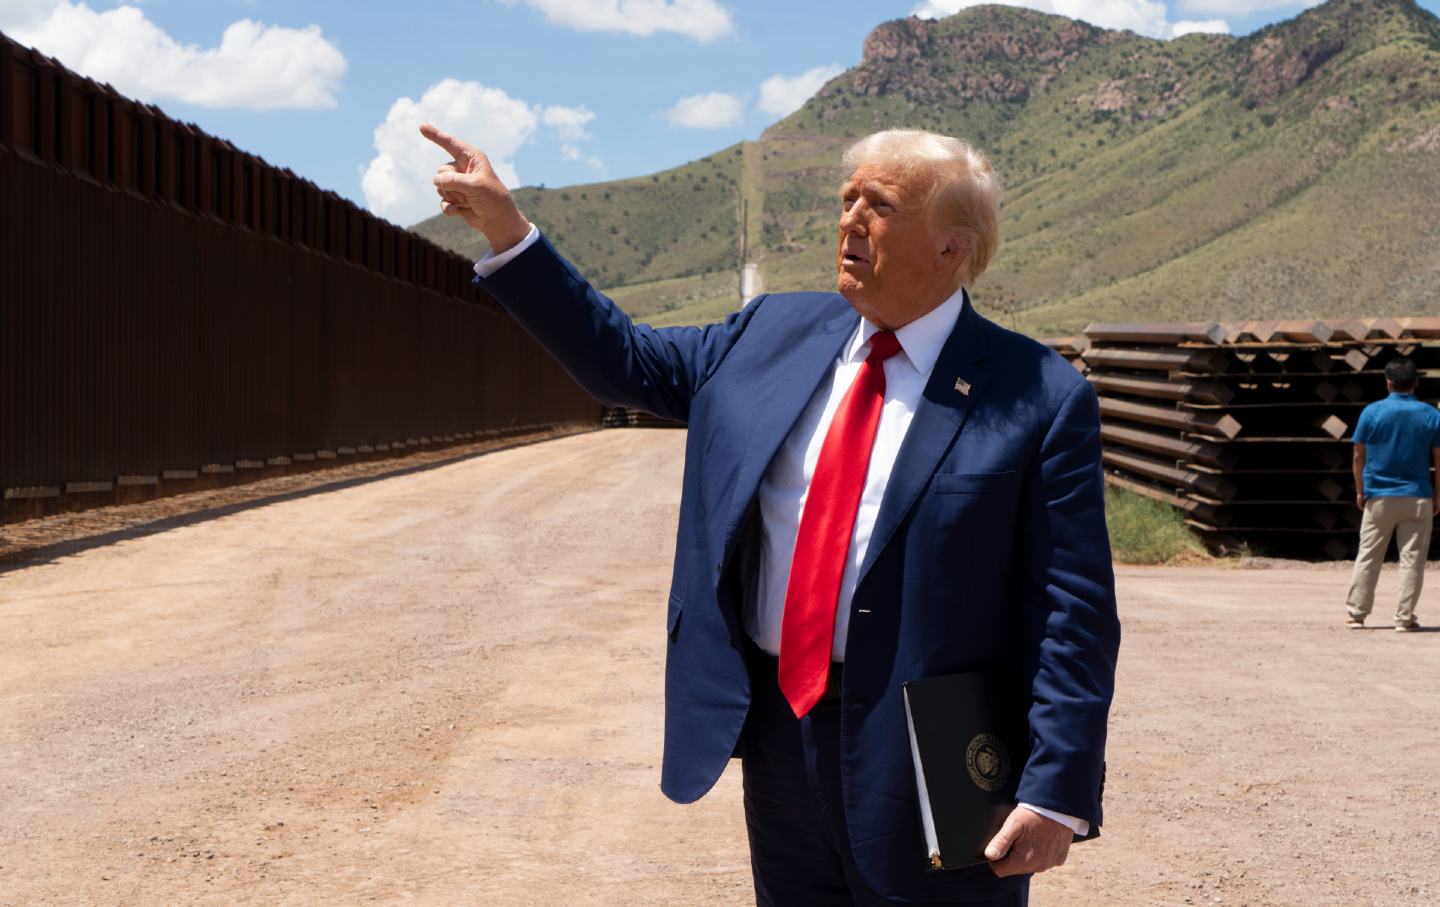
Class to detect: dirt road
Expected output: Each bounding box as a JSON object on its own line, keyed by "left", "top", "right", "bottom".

{"left": 2, "top": 430, "right": 1437, "bottom": 906}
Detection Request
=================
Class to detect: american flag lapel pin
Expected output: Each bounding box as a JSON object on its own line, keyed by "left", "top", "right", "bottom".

{"left": 954, "top": 377, "right": 972, "bottom": 396}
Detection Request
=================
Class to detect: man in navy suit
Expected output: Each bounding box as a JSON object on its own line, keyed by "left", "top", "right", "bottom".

{"left": 422, "top": 123, "right": 1119, "bottom": 906}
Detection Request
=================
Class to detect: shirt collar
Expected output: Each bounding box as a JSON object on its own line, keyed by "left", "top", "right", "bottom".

{"left": 848, "top": 287, "right": 967, "bottom": 378}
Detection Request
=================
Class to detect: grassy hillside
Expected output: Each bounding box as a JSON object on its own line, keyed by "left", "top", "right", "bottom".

{"left": 604, "top": 271, "right": 741, "bottom": 327}
{"left": 414, "top": 0, "right": 1440, "bottom": 335}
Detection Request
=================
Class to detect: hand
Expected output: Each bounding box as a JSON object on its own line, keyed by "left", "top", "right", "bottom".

{"left": 419, "top": 123, "right": 531, "bottom": 253}
{"left": 1356, "top": 492, "right": 1365, "bottom": 510}
{"left": 984, "top": 806, "right": 1073, "bottom": 878}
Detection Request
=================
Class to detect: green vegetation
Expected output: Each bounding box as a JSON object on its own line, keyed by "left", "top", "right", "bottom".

{"left": 604, "top": 270, "right": 742, "bottom": 327}
{"left": 415, "top": 0, "right": 1440, "bottom": 332}
{"left": 1104, "top": 486, "right": 1211, "bottom": 565}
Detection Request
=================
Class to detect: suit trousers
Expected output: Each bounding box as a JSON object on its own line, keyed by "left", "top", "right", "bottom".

{"left": 1346, "top": 496, "right": 1432, "bottom": 624}
{"left": 740, "top": 648, "right": 1029, "bottom": 907}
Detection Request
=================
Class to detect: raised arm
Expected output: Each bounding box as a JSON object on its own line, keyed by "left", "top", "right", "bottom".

{"left": 420, "top": 124, "right": 758, "bottom": 422}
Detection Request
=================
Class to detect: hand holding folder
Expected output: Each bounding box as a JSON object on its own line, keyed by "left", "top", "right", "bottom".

{"left": 982, "top": 801, "right": 1077, "bottom": 878}
{"left": 902, "top": 669, "right": 1032, "bottom": 871}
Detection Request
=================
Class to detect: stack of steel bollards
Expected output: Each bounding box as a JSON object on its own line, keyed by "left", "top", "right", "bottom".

{"left": 1046, "top": 318, "right": 1440, "bottom": 559}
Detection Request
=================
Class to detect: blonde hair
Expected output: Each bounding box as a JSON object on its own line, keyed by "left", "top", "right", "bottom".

{"left": 840, "top": 129, "right": 1001, "bottom": 287}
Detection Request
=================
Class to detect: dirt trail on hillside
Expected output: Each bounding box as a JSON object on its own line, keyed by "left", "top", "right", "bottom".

{"left": 2, "top": 430, "right": 1437, "bottom": 906}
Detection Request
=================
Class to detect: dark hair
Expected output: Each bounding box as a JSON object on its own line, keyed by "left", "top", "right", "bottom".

{"left": 1386, "top": 357, "right": 1419, "bottom": 392}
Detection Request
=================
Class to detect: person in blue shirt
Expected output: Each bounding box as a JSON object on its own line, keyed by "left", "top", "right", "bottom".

{"left": 1346, "top": 357, "right": 1440, "bottom": 632}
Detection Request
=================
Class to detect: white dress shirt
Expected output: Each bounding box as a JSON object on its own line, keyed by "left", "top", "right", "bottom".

{"left": 474, "top": 228, "right": 1089, "bottom": 837}
{"left": 748, "top": 289, "right": 964, "bottom": 662}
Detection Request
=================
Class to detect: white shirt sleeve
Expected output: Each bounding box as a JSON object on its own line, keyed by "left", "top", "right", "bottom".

{"left": 472, "top": 223, "right": 540, "bottom": 278}
{"left": 1018, "top": 802, "right": 1090, "bottom": 837}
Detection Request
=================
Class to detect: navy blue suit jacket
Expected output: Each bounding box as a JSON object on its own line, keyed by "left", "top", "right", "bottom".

{"left": 478, "top": 236, "right": 1120, "bottom": 901}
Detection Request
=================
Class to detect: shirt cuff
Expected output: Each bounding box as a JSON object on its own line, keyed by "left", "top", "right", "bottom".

{"left": 1018, "top": 802, "right": 1091, "bottom": 837}
{"left": 472, "top": 223, "right": 539, "bottom": 278}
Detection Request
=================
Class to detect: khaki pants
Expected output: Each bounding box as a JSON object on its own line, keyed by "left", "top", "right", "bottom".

{"left": 1346, "top": 496, "right": 1433, "bottom": 624}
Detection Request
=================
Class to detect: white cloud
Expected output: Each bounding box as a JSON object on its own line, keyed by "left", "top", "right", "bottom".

{"left": 1177, "top": 0, "right": 1320, "bottom": 14}
{"left": 913, "top": 0, "right": 1184, "bottom": 39}
{"left": 498, "top": 0, "right": 734, "bottom": 42}
{"left": 661, "top": 91, "right": 743, "bottom": 129}
{"left": 1171, "top": 18, "right": 1229, "bottom": 37}
{"left": 757, "top": 63, "right": 845, "bottom": 118}
{"left": 0, "top": 1, "right": 346, "bottom": 109}
{"left": 362, "top": 79, "right": 599, "bottom": 226}
{"left": 0, "top": 0, "right": 59, "bottom": 30}
{"left": 561, "top": 144, "right": 607, "bottom": 172}
{"left": 541, "top": 104, "right": 596, "bottom": 141}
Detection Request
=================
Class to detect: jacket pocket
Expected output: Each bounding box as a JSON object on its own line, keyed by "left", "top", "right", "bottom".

{"left": 667, "top": 592, "right": 684, "bottom": 643}
{"left": 931, "top": 470, "right": 1018, "bottom": 494}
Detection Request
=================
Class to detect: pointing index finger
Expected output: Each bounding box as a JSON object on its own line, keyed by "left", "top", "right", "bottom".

{"left": 420, "top": 122, "right": 473, "bottom": 159}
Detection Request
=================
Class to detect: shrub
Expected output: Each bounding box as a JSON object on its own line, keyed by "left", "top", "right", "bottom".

{"left": 1105, "top": 486, "right": 1210, "bottom": 565}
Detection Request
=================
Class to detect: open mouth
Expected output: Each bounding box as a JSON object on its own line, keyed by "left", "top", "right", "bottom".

{"left": 842, "top": 251, "right": 869, "bottom": 266}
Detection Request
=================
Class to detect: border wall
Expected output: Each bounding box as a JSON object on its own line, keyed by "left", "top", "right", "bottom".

{"left": 0, "top": 33, "right": 602, "bottom": 522}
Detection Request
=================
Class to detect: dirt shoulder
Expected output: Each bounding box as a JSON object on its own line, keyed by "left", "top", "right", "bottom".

{"left": 1, "top": 430, "right": 1436, "bottom": 905}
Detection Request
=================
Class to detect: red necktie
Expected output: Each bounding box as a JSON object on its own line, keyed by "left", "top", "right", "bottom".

{"left": 778, "top": 330, "right": 902, "bottom": 718}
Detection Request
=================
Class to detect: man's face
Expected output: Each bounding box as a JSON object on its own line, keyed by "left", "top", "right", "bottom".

{"left": 835, "top": 163, "right": 953, "bottom": 330}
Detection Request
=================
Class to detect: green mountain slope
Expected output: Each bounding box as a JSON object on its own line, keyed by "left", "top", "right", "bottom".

{"left": 413, "top": 0, "right": 1440, "bottom": 335}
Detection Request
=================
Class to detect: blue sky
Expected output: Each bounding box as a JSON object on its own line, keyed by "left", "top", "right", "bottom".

{"left": 3, "top": 1, "right": 1435, "bottom": 226}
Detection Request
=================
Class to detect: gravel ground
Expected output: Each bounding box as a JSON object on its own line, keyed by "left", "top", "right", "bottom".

{"left": 1, "top": 429, "right": 1437, "bottom": 906}
{"left": 0, "top": 425, "right": 595, "bottom": 567}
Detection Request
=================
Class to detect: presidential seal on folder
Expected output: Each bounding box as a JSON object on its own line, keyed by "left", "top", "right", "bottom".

{"left": 902, "top": 670, "right": 1030, "bottom": 871}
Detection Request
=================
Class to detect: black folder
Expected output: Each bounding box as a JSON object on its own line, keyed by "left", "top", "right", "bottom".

{"left": 902, "top": 670, "right": 1030, "bottom": 871}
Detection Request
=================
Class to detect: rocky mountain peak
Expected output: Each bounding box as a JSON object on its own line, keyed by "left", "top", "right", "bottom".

{"left": 860, "top": 6, "right": 1101, "bottom": 70}
{"left": 1237, "top": 0, "right": 1438, "bottom": 105}
{"left": 840, "top": 5, "right": 1109, "bottom": 106}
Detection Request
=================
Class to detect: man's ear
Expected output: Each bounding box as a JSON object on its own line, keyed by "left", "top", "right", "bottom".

{"left": 935, "top": 234, "right": 969, "bottom": 271}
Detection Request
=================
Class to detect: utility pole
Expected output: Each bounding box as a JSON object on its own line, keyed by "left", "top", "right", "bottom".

{"left": 738, "top": 197, "right": 748, "bottom": 307}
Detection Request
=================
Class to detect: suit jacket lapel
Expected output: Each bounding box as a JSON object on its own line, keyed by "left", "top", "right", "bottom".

{"left": 720, "top": 307, "right": 858, "bottom": 572}
{"left": 857, "top": 298, "right": 994, "bottom": 587}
